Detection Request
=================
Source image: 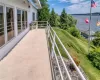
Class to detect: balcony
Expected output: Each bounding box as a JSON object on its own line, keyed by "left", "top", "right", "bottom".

{"left": 0, "top": 21, "right": 87, "bottom": 80}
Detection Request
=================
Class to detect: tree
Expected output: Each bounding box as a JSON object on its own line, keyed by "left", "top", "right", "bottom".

{"left": 56, "top": 14, "right": 60, "bottom": 27}
{"left": 59, "top": 8, "right": 77, "bottom": 30}
{"left": 60, "top": 8, "right": 68, "bottom": 29}
{"left": 49, "top": 8, "right": 57, "bottom": 27}
{"left": 38, "top": 0, "right": 50, "bottom": 21}
{"left": 67, "top": 14, "right": 77, "bottom": 27}
{"left": 40, "top": 0, "right": 47, "bottom": 6}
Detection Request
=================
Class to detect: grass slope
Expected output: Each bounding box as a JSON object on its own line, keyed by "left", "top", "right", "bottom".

{"left": 53, "top": 27, "right": 100, "bottom": 80}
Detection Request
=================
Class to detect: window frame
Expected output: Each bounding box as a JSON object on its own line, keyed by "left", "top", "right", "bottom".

{"left": 0, "top": 4, "right": 28, "bottom": 48}
{"left": 17, "top": 9, "right": 22, "bottom": 34}
{"left": 17, "top": 8, "right": 28, "bottom": 34}
{"left": 24, "top": 11, "right": 28, "bottom": 28}
{"left": 22, "top": 10, "right": 28, "bottom": 30}
{"left": 0, "top": 4, "right": 5, "bottom": 48}
{"left": 6, "top": 6, "right": 15, "bottom": 41}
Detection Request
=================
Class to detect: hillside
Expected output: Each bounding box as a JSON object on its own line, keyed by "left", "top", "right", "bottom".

{"left": 53, "top": 27, "right": 100, "bottom": 80}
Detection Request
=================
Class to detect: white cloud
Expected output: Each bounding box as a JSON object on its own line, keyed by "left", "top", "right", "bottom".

{"left": 51, "top": 4, "right": 55, "bottom": 6}
{"left": 66, "top": 0, "right": 100, "bottom": 14}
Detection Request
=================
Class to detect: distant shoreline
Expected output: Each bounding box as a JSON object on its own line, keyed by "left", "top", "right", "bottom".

{"left": 71, "top": 12, "right": 100, "bottom": 16}
{"left": 72, "top": 14, "right": 99, "bottom": 16}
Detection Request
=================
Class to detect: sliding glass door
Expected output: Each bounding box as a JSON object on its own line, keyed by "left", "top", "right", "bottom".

{"left": 0, "top": 5, "right": 28, "bottom": 47}
{"left": 22, "top": 11, "right": 27, "bottom": 30}
{"left": 6, "top": 7, "right": 14, "bottom": 41}
{"left": 17, "top": 9, "right": 27, "bottom": 34}
{"left": 22, "top": 11, "right": 25, "bottom": 30}
{"left": 17, "top": 9, "right": 21, "bottom": 34}
{"left": 0, "top": 5, "right": 5, "bottom": 47}
{"left": 25, "top": 11, "right": 27, "bottom": 28}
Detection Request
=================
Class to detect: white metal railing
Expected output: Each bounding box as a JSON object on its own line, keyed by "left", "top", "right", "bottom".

{"left": 31, "top": 21, "right": 87, "bottom": 80}
{"left": 30, "top": 21, "right": 48, "bottom": 29}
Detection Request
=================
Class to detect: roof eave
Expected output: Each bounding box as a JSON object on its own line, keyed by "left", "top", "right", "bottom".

{"left": 28, "top": 0, "right": 42, "bottom": 9}
{"left": 28, "top": 0, "right": 38, "bottom": 9}
{"left": 36, "top": 0, "right": 42, "bottom": 9}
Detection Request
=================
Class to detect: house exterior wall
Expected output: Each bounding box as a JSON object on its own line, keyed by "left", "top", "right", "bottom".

{"left": 28, "top": 3, "right": 37, "bottom": 24}
{"left": 0, "top": 0, "right": 38, "bottom": 60}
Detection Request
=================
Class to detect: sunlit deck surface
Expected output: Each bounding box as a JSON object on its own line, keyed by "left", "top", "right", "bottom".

{"left": 0, "top": 29, "right": 52, "bottom": 80}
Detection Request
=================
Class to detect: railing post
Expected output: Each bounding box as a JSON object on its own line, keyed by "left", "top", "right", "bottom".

{"left": 51, "top": 33, "right": 56, "bottom": 59}
{"left": 48, "top": 27, "right": 50, "bottom": 38}
{"left": 36, "top": 21, "right": 38, "bottom": 29}
{"left": 47, "top": 21, "right": 48, "bottom": 27}
{"left": 32, "top": 22, "right": 33, "bottom": 30}
{"left": 46, "top": 21, "right": 48, "bottom": 34}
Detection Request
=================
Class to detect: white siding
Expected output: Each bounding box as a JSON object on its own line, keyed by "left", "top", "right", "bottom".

{"left": 28, "top": 3, "right": 37, "bottom": 24}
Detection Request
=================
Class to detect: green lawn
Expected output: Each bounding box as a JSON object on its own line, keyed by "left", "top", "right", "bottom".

{"left": 53, "top": 27, "right": 100, "bottom": 80}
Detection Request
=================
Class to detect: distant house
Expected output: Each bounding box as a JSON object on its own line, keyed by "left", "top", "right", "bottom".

{"left": 0, "top": 0, "right": 41, "bottom": 59}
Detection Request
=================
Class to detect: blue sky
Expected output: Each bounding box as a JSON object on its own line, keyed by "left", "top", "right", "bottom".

{"left": 48, "top": 0, "right": 100, "bottom": 14}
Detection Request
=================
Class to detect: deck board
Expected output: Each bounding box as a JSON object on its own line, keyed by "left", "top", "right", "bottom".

{"left": 0, "top": 29, "right": 52, "bottom": 80}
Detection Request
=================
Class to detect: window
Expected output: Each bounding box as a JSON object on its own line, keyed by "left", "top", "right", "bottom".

{"left": 33, "top": 12, "right": 35, "bottom": 21}
{"left": 17, "top": 10, "right": 27, "bottom": 33}
{"left": 17, "top": 9, "right": 21, "bottom": 34}
{"left": 6, "top": 7, "right": 14, "bottom": 41}
{"left": 22, "top": 11, "right": 27, "bottom": 30}
{"left": 0, "top": 5, "right": 5, "bottom": 47}
{"left": 25, "top": 11, "right": 27, "bottom": 28}
{"left": 22, "top": 11, "right": 25, "bottom": 30}
{"left": 36, "top": 12, "right": 38, "bottom": 20}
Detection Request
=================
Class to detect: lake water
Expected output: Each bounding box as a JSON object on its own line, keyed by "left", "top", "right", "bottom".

{"left": 73, "top": 15, "right": 100, "bottom": 33}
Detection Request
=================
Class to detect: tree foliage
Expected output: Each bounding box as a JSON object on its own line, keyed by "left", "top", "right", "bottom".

{"left": 92, "top": 38, "right": 100, "bottom": 47}
{"left": 87, "top": 51, "right": 100, "bottom": 70}
{"left": 59, "top": 8, "right": 77, "bottom": 30}
{"left": 94, "top": 31, "right": 100, "bottom": 37}
{"left": 67, "top": 14, "right": 77, "bottom": 27}
{"left": 40, "top": 0, "right": 47, "bottom": 6}
{"left": 38, "top": 0, "right": 50, "bottom": 21}
{"left": 68, "top": 27, "right": 81, "bottom": 38}
{"left": 49, "top": 8, "right": 57, "bottom": 27}
{"left": 60, "top": 8, "right": 68, "bottom": 29}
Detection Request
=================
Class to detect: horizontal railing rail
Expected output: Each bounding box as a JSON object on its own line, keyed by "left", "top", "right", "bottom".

{"left": 31, "top": 21, "right": 87, "bottom": 80}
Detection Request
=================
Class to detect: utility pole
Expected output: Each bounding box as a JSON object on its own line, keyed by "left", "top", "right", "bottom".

{"left": 88, "top": 0, "right": 92, "bottom": 54}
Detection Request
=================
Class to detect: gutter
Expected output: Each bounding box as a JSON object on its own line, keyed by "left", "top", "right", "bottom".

{"left": 28, "top": 0, "right": 38, "bottom": 9}
{"left": 37, "top": 0, "right": 42, "bottom": 9}
{"left": 28, "top": 0, "right": 42, "bottom": 9}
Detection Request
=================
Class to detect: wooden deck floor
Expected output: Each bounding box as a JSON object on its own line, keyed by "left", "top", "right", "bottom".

{"left": 0, "top": 29, "right": 52, "bottom": 80}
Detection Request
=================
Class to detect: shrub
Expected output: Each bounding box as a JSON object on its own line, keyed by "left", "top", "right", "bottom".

{"left": 69, "top": 64, "right": 76, "bottom": 71}
{"left": 92, "top": 38, "right": 100, "bottom": 47}
{"left": 68, "top": 27, "right": 81, "bottom": 38}
{"left": 73, "top": 57, "right": 80, "bottom": 66}
{"left": 87, "top": 51, "right": 100, "bottom": 70}
{"left": 94, "top": 31, "right": 100, "bottom": 37}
